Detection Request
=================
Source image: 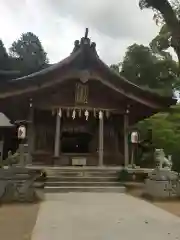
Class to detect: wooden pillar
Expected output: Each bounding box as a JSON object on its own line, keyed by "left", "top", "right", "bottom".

{"left": 54, "top": 109, "right": 61, "bottom": 157}
{"left": 98, "top": 111, "right": 104, "bottom": 166}
{"left": 27, "top": 103, "right": 34, "bottom": 164}
{"left": 124, "top": 113, "right": 129, "bottom": 167}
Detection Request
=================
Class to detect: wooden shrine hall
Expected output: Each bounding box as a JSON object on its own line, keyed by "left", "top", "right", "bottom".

{"left": 0, "top": 29, "right": 176, "bottom": 166}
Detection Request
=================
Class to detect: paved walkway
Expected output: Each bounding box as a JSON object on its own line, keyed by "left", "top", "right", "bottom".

{"left": 31, "top": 193, "right": 180, "bottom": 240}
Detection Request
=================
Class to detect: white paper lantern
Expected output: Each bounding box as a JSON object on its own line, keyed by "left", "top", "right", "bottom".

{"left": 72, "top": 110, "right": 76, "bottom": 119}
{"left": 131, "top": 131, "right": 139, "bottom": 143}
{"left": 18, "top": 125, "right": 26, "bottom": 139}
{"left": 99, "top": 111, "right": 103, "bottom": 120}
{"left": 85, "top": 110, "right": 89, "bottom": 121}
{"left": 58, "top": 108, "right": 62, "bottom": 117}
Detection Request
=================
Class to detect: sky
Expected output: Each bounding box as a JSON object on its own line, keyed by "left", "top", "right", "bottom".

{"left": 0, "top": 0, "right": 160, "bottom": 65}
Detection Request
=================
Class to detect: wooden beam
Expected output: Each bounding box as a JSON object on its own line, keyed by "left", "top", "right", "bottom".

{"left": 54, "top": 110, "right": 61, "bottom": 157}
{"left": 98, "top": 111, "right": 104, "bottom": 166}
{"left": 124, "top": 114, "right": 129, "bottom": 167}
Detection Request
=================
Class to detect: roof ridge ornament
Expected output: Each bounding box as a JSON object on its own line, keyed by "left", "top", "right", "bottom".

{"left": 85, "top": 28, "right": 89, "bottom": 39}
{"left": 81, "top": 28, "right": 90, "bottom": 46}
{"left": 72, "top": 28, "right": 96, "bottom": 53}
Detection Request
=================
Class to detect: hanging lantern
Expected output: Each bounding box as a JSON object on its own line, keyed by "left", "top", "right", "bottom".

{"left": 66, "top": 108, "right": 70, "bottom": 118}
{"left": 72, "top": 109, "right": 76, "bottom": 120}
{"left": 99, "top": 111, "right": 103, "bottom": 120}
{"left": 85, "top": 110, "right": 89, "bottom": 121}
{"left": 58, "top": 108, "right": 62, "bottom": 118}
{"left": 105, "top": 110, "right": 110, "bottom": 118}
{"left": 78, "top": 109, "right": 82, "bottom": 118}
{"left": 93, "top": 108, "right": 96, "bottom": 118}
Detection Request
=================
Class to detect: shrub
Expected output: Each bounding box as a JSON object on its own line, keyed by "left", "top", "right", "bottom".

{"left": 5, "top": 151, "right": 20, "bottom": 166}
{"left": 172, "top": 151, "right": 180, "bottom": 174}
{"left": 118, "top": 168, "right": 131, "bottom": 182}
{"left": 118, "top": 169, "right": 148, "bottom": 182}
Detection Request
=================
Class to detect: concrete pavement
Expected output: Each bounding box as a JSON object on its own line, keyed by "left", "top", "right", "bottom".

{"left": 31, "top": 193, "right": 180, "bottom": 240}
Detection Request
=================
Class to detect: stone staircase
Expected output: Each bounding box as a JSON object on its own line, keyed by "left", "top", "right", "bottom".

{"left": 44, "top": 167, "right": 126, "bottom": 193}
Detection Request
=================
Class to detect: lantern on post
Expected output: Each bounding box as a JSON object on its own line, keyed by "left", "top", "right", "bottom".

{"left": 17, "top": 125, "right": 26, "bottom": 166}
{"left": 130, "top": 130, "right": 139, "bottom": 168}
{"left": 131, "top": 131, "right": 139, "bottom": 144}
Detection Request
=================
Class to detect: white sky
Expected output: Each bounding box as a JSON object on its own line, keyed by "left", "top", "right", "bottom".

{"left": 0, "top": 0, "right": 161, "bottom": 65}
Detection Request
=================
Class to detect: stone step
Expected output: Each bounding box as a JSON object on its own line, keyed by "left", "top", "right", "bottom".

{"left": 46, "top": 181, "right": 122, "bottom": 187}
{"left": 44, "top": 186, "right": 126, "bottom": 193}
{"left": 46, "top": 172, "right": 118, "bottom": 178}
{"left": 46, "top": 176, "right": 118, "bottom": 182}
{"left": 46, "top": 168, "right": 120, "bottom": 172}
{"left": 46, "top": 169, "right": 119, "bottom": 174}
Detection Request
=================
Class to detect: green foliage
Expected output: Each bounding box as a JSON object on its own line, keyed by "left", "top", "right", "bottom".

{"left": 139, "top": 0, "right": 177, "bottom": 14}
{"left": 0, "top": 32, "right": 49, "bottom": 78}
{"left": 172, "top": 152, "right": 180, "bottom": 173}
{"left": 118, "top": 169, "right": 148, "bottom": 182}
{"left": 118, "top": 168, "right": 130, "bottom": 182}
{"left": 111, "top": 42, "right": 180, "bottom": 171}
{"left": 139, "top": 0, "right": 180, "bottom": 61}
{"left": 120, "top": 43, "right": 179, "bottom": 96}
{"left": 137, "top": 104, "right": 180, "bottom": 172}
{"left": 150, "top": 24, "right": 171, "bottom": 55}
{"left": 9, "top": 32, "right": 49, "bottom": 75}
{"left": 110, "top": 64, "right": 121, "bottom": 74}
{"left": 5, "top": 151, "right": 20, "bottom": 166}
{"left": 0, "top": 40, "right": 11, "bottom": 70}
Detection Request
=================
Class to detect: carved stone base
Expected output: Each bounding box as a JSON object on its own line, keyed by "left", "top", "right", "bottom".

{"left": 0, "top": 167, "right": 45, "bottom": 203}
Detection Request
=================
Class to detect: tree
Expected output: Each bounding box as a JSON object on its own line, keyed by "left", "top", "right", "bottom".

{"left": 9, "top": 32, "right": 49, "bottom": 75}
{"left": 137, "top": 104, "right": 180, "bottom": 171}
{"left": 120, "top": 43, "right": 179, "bottom": 96}
{"left": 110, "top": 64, "right": 121, "bottom": 74}
{"left": 0, "top": 40, "right": 10, "bottom": 70}
{"left": 139, "top": 0, "right": 180, "bottom": 63}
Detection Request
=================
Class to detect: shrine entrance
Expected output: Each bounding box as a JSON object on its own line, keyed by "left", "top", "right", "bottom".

{"left": 61, "top": 132, "right": 92, "bottom": 154}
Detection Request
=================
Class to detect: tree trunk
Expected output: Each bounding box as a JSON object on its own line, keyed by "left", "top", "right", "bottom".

{"left": 148, "top": 0, "right": 180, "bottom": 64}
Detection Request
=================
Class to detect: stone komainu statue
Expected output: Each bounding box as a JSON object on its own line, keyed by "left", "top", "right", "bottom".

{"left": 155, "top": 149, "right": 172, "bottom": 169}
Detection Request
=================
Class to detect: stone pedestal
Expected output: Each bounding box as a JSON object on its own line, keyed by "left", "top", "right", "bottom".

{"left": 0, "top": 167, "right": 45, "bottom": 202}
{"left": 175, "top": 181, "right": 180, "bottom": 197}
{"left": 145, "top": 168, "right": 178, "bottom": 199}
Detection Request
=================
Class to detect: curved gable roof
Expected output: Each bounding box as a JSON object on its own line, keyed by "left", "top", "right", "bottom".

{"left": 0, "top": 30, "right": 176, "bottom": 108}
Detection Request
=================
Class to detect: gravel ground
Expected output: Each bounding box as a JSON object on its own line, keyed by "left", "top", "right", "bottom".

{"left": 127, "top": 186, "right": 180, "bottom": 217}
{"left": 0, "top": 203, "right": 39, "bottom": 240}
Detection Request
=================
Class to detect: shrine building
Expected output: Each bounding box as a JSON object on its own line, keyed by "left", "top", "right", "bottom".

{"left": 0, "top": 30, "right": 176, "bottom": 166}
